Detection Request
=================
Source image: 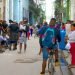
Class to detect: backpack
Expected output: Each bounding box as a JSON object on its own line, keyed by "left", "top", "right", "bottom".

{"left": 42, "top": 28, "right": 55, "bottom": 48}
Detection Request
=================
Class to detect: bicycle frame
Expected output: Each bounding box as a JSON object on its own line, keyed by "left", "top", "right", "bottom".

{"left": 48, "top": 50, "right": 55, "bottom": 75}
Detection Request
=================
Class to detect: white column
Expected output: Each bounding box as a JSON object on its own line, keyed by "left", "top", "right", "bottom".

{"left": 9, "top": 0, "right": 14, "bottom": 20}
{"left": 5, "top": 0, "right": 14, "bottom": 22}
{"left": 5, "top": 0, "right": 9, "bottom": 22}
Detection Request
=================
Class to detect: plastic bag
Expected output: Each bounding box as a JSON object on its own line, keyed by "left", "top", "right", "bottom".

{"left": 65, "top": 42, "right": 71, "bottom": 50}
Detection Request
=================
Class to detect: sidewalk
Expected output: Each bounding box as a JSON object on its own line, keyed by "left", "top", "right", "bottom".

{"left": 0, "top": 37, "right": 42, "bottom": 75}
{"left": 63, "top": 50, "right": 75, "bottom": 75}
{"left": 0, "top": 36, "right": 75, "bottom": 75}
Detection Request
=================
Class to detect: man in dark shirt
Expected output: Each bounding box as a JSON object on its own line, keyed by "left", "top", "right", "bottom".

{"left": 8, "top": 20, "right": 19, "bottom": 50}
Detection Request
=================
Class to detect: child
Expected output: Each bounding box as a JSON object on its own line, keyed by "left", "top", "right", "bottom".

{"left": 68, "top": 23, "right": 75, "bottom": 68}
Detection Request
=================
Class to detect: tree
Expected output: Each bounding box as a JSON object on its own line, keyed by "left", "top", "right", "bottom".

{"left": 66, "top": 0, "right": 70, "bottom": 20}
{"left": 54, "top": 0, "right": 70, "bottom": 22}
{"left": 54, "top": 0, "right": 63, "bottom": 21}
{"left": 29, "top": 0, "right": 45, "bottom": 24}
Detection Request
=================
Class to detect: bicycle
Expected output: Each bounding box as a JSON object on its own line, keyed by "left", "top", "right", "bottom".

{"left": 48, "top": 50, "right": 55, "bottom": 75}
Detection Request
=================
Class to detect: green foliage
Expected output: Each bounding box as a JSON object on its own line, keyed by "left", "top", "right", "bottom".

{"left": 29, "top": 3, "right": 44, "bottom": 19}
{"left": 54, "top": 0, "right": 62, "bottom": 21}
{"left": 29, "top": 1, "right": 45, "bottom": 23}
{"left": 54, "top": 0, "right": 70, "bottom": 21}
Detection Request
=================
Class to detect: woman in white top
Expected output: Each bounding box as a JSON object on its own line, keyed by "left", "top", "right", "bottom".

{"left": 68, "top": 23, "right": 75, "bottom": 68}
{"left": 18, "top": 21, "right": 27, "bottom": 53}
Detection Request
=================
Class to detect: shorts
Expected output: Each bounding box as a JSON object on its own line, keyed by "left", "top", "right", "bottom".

{"left": 0, "top": 40, "right": 6, "bottom": 45}
{"left": 42, "top": 47, "right": 49, "bottom": 60}
{"left": 42, "top": 44, "right": 58, "bottom": 61}
{"left": 9, "top": 40, "right": 17, "bottom": 44}
{"left": 9, "top": 32, "right": 18, "bottom": 41}
{"left": 19, "top": 37, "right": 27, "bottom": 44}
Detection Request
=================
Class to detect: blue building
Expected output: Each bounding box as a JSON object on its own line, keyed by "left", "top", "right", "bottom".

{"left": 5, "top": 0, "right": 29, "bottom": 23}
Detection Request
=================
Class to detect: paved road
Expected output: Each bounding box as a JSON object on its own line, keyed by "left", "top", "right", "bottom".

{"left": 0, "top": 37, "right": 42, "bottom": 75}
{"left": 0, "top": 36, "right": 75, "bottom": 75}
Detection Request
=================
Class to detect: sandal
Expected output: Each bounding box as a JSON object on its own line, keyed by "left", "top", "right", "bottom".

{"left": 40, "top": 72, "right": 45, "bottom": 74}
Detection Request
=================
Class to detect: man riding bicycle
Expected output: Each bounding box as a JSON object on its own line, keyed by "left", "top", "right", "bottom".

{"left": 40, "top": 18, "right": 61, "bottom": 74}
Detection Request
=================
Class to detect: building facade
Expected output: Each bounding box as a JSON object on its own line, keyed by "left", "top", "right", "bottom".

{"left": 70, "top": 0, "right": 75, "bottom": 20}
{"left": 29, "top": 0, "right": 46, "bottom": 25}
{"left": 0, "top": 0, "right": 3, "bottom": 19}
{"left": 0, "top": 0, "right": 5, "bottom": 20}
{"left": 5, "top": 0, "right": 29, "bottom": 23}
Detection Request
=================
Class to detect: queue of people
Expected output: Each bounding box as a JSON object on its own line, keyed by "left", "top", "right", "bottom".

{"left": 0, "top": 19, "right": 34, "bottom": 53}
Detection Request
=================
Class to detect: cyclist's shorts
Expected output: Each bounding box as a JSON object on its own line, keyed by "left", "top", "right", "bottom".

{"left": 42, "top": 44, "right": 58, "bottom": 60}
{"left": 42, "top": 47, "right": 49, "bottom": 60}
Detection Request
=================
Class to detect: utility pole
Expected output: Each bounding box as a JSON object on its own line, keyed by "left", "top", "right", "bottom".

{"left": 67, "top": 0, "right": 70, "bottom": 20}
{"left": 60, "top": 0, "right": 63, "bottom": 21}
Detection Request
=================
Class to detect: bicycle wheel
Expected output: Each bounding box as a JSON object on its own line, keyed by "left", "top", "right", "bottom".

{"left": 48, "top": 59, "right": 55, "bottom": 75}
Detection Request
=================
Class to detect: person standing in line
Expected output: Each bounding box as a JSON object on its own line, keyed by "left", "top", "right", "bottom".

{"left": 18, "top": 20, "right": 28, "bottom": 53}
{"left": 8, "top": 20, "right": 19, "bottom": 50}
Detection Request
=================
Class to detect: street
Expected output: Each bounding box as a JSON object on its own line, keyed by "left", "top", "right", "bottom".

{"left": 0, "top": 36, "right": 75, "bottom": 75}
{"left": 0, "top": 36, "right": 42, "bottom": 75}
{"left": 0, "top": 0, "right": 75, "bottom": 75}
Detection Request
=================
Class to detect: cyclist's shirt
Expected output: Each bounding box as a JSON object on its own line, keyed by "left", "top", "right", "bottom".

{"left": 42, "top": 27, "right": 55, "bottom": 49}
{"left": 50, "top": 25, "right": 61, "bottom": 46}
